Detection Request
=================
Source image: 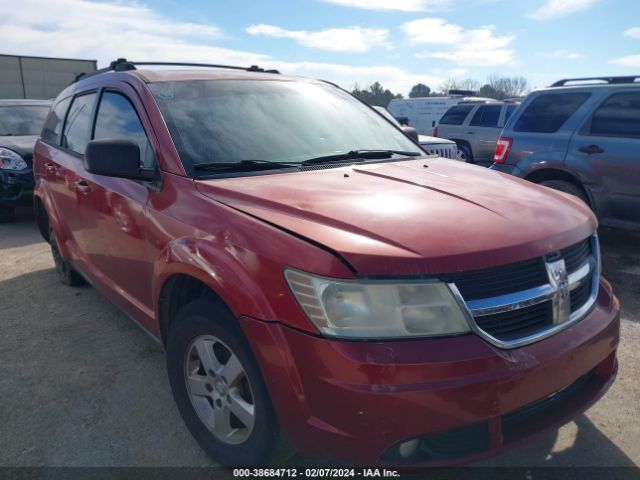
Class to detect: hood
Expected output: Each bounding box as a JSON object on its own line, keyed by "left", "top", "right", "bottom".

{"left": 195, "top": 159, "right": 596, "bottom": 276}
{"left": 0, "top": 135, "right": 39, "bottom": 158}
{"left": 418, "top": 135, "right": 455, "bottom": 145}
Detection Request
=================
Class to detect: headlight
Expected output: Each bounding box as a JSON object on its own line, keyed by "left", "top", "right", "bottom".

{"left": 0, "top": 148, "right": 27, "bottom": 171}
{"left": 284, "top": 269, "right": 471, "bottom": 339}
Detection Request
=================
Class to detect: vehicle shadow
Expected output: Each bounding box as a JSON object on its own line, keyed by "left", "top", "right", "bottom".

{"left": 0, "top": 206, "right": 44, "bottom": 249}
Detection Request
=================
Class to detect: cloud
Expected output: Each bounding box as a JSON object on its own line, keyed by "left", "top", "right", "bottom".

{"left": 403, "top": 19, "right": 515, "bottom": 66}
{"left": 246, "top": 24, "right": 390, "bottom": 53}
{"left": 319, "top": 0, "right": 451, "bottom": 12}
{"left": 536, "top": 49, "right": 584, "bottom": 60}
{"left": 610, "top": 54, "right": 640, "bottom": 68}
{"left": 0, "top": 0, "right": 442, "bottom": 96}
{"left": 624, "top": 27, "right": 640, "bottom": 39}
{"left": 528, "top": 0, "right": 599, "bottom": 21}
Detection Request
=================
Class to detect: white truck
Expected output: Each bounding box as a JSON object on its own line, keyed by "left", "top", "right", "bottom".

{"left": 387, "top": 94, "right": 495, "bottom": 135}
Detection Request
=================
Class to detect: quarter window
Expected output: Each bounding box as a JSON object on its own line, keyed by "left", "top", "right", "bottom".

{"left": 514, "top": 93, "right": 590, "bottom": 133}
{"left": 42, "top": 97, "right": 71, "bottom": 144}
{"left": 470, "top": 105, "right": 501, "bottom": 127}
{"left": 93, "top": 92, "right": 156, "bottom": 168}
{"left": 589, "top": 92, "right": 640, "bottom": 138}
{"left": 439, "top": 104, "right": 474, "bottom": 125}
{"left": 62, "top": 93, "right": 96, "bottom": 155}
{"left": 504, "top": 105, "right": 518, "bottom": 124}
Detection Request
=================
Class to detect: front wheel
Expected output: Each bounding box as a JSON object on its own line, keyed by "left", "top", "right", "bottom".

{"left": 166, "top": 299, "right": 293, "bottom": 467}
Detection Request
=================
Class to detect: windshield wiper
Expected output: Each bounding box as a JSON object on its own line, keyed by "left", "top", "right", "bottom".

{"left": 301, "top": 149, "right": 421, "bottom": 165}
{"left": 193, "top": 159, "right": 300, "bottom": 173}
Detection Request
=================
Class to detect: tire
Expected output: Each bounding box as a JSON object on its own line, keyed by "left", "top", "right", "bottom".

{"left": 0, "top": 206, "right": 15, "bottom": 222}
{"left": 49, "top": 226, "right": 85, "bottom": 286}
{"left": 166, "top": 299, "right": 294, "bottom": 467}
{"left": 455, "top": 143, "right": 473, "bottom": 163}
{"left": 539, "top": 179, "right": 589, "bottom": 206}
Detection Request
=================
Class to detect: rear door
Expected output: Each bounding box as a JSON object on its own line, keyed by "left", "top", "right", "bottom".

{"left": 566, "top": 90, "right": 640, "bottom": 224}
{"left": 44, "top": 92, "right": 97, "bottom": 264}
{"left": 467, "top": 104, "right": 502, "bottom": 163}
{"left": 73, "top": 85, "right": 159, "bottom": 325}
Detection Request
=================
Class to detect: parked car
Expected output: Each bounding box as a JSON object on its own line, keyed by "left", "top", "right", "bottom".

{"left": 387, "top": 92, "right": 495, "bottom": 136}
{"left": 373, "top": 106, "right": 458, "bottom": 160}
{"left": 491, "top": 75, "right": 640, "bottom": 231}
{"left": 0, "top": 99, "right": 52, "bottom": 221}
{"left": 434, "top": 100, "right": 520, "bottom": 165}
{"left": 34, "top": 59, "right": 619, "bottom": 468}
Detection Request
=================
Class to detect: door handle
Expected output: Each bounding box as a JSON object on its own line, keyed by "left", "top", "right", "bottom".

{"left": 45, "top": 162, "right": 56, "bottom": 174}
{"left": 74, "top": 180, "right": 91, "bottom": 195}
{"left": 578, "top": 145, "right": 604, "bottom": 155}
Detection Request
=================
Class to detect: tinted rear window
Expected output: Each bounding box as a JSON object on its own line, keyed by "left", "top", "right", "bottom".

{"left": 504, "top": 105, "right": 518, "bottom": 123}
{"left": 42, "top": 97, "right": 71, "bottom": 144}
{"left": 470, "top": 105, "right": 501, "bottom": 127}
{"left": 439, "top": 104, "right": 474, "bottom": 125}
{"left": 514, "top": 93, "right": 590, "bottom": 133}
{"left": 62, "top": 93, "right": 96, "bottom": 155}
{"left": 590, "top": 92, "right": 640, "bottom": 138}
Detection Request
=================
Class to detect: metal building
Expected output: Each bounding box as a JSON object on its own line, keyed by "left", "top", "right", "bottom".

{"left": 0, "top": 54, "right": 97, "bottom": 100}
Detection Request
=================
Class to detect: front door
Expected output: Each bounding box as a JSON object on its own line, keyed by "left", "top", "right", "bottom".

{"left": 566, "top": 90, "right": 640, "bottom": 224}
{"left": 73, "top": 85, "right": 159, "bottom": 327}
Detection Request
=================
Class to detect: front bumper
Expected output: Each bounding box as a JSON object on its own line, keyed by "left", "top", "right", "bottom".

{"left": 0, "top": 168, "right": 34, "bottom": 207}
{"left": 240, "top": 278, "right": 620, "bottom": 467}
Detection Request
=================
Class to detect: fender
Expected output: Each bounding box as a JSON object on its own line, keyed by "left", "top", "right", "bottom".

{"left": 152, "top": 236, "right": 280, "bottom": 324}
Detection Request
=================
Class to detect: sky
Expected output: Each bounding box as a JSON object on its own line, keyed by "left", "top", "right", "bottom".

{"left": 1, "top": 0, "right": 639, "bottom": 96}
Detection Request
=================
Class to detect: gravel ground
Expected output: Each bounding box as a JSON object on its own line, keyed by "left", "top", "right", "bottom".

{"left": 0, "top": 208, "right": 638, "bottom": 468}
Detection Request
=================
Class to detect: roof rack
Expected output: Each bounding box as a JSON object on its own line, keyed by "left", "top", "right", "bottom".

{"left": 550, "top": 75, "right": 640, "bottom": 87}
{"left": 74, "top": 58, "right": 280, "bottom": 83}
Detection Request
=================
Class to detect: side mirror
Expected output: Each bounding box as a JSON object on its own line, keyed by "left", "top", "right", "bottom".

{"left": 401, "top": 126, "right": 419, "bottom": 142}
{"left": 84, "top": 139, "right": 155, "bottom": 181}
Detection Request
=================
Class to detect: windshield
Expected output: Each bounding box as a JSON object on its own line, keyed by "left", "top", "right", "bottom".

{"left": 0, "top": 106, "right": 50, "bottom": 136}
{"left": 148, "top": 79, "right": 420, "bottom": 174}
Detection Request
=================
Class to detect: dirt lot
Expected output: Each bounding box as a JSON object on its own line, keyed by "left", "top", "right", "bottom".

{"left": 0, "top": 208, "right": 638, "bottom": 468}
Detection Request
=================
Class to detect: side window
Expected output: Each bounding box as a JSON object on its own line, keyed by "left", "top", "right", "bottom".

{"left": 513, "top": 93, "right": 590, "bottom": 133}
{"left": 504, "top": 105, "right": 517, "bottom": 123}
{"left": 42, "top": 97, "right": 71, "bottom": 145}
{"left": 589, "top": 92, "right": 640, "bottom": 138}
{"left": 93, "top": 92, "right": 156, "bottom": 169}
{"left": 470, "top": 105, "right": 501, "bottom": 127}
{"left": 62, "top": 93, "right": 96, "bottom": 155}
{"left": 439, "top": 104, "right": 474, "bottom": 125}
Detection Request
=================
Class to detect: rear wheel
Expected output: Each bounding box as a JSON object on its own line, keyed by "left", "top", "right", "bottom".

{"left": 166, "top": 299, "right": 293, "bottom": 467}
{"left": 539, "top": 179, "right": 589, "bottom": 205}
{"left": 455, "top": 143, "right": 473, "bottom": 163}
{"left": 49, "top": 226, "right": 85, "bottom": 286}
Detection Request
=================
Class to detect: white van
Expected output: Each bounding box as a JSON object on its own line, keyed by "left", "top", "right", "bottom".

{"left": 387, "top": 95, "right": 496, "bottom": 135}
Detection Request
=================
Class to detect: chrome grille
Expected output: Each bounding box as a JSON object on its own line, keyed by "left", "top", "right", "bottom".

{"left": 449, "top": 235, "right": 600, "bottom": 349}
{"left": 423, "top": 144, "right": 457, "bottom": 159}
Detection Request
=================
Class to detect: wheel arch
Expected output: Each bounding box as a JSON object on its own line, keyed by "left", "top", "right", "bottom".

{"left": 524, "top": 168, "right": 593, "bottom": 209}
{"left": 153, "top": 238, "right": 279, "bottom": 347}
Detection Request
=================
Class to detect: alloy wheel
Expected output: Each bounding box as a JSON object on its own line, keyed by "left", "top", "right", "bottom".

{"left": 184, "top": 335, "right": 256, "bottom": 445}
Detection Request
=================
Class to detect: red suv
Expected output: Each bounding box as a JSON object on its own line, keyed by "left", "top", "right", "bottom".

{"left": 34, "top": 59, "right": 620, "bottom": 468}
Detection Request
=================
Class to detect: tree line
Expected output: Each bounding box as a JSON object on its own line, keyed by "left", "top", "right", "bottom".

{"left": 352, "top": 75, "right": 530, "bottom": 107}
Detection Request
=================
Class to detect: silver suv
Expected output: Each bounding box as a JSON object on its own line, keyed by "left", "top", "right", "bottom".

{"left": 434, "top": 101, "right": 519, "bottom": 165}
{"left": 491, "top": 75, "right": 640, "bottom": 231}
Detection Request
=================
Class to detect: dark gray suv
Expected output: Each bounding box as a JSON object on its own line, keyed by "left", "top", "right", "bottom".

{"left": 492, "top": 76, "right": 640, "bottom": 231}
